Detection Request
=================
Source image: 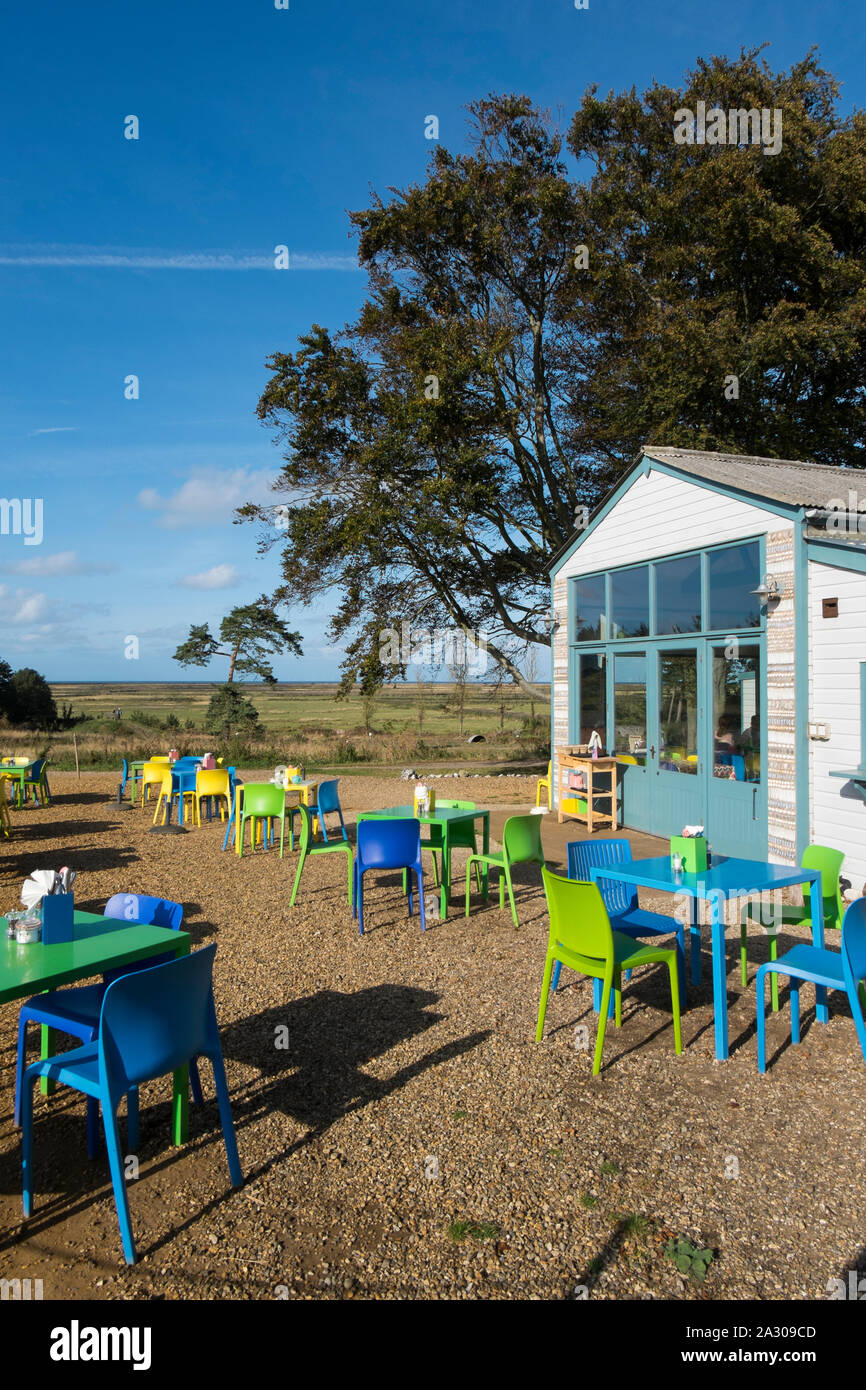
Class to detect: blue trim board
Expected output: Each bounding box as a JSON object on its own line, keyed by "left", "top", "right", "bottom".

{"left": 794, "top": 520, "right": 810, "bottom": 861}
{"left": 806, "top": 538, "right": 866, "bottom": 574}
{"left": 550, "top": 452, "right": 801, "bottom": 579}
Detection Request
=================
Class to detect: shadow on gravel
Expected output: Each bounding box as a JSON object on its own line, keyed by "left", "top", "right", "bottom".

{"left": 221, "top": 985, "right": 492, "bottom": 1146}
{"left": 0, "top": 846, "right": 139, "bottom": 877}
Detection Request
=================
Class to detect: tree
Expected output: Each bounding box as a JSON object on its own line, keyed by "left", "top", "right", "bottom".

{"left": 173, "top": 597, "right": 303, "bottom": 684}
{"left": 204, "top": 684, "right": 261, "bottom": 741}
{"left": 244, "top": 55, "right": 865, "bottom": 692}
{"left": 8, "top": 668, "right": 57, "bottom": 729}
{"left": 0, "top": 659, "right": 13, "bottom": 722}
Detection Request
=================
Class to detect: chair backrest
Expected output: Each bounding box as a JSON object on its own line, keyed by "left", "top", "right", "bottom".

{"left": 502, "top": 814, "right": 545, "bottom": 866}
{"left": 841, "top": 897, "right": 866, "bottom": 993}
{"left": 242, "top": 783, "right": 286, "bottom": 817}
{"left": 196, "top": 769, "right": 230, "bottom": 798}
{"left": 542, "top": 866, "right": 613, "bottom": 961}
{"left": 102, "top": 893, "right": 184, "bottom": 984}
{"left": 99, "top": 945, "right": 218, "bottom": 1094}
{"left": 104, "top": 893, "right": 184, "bottom": 931}
{"left": 150, "top": 755, "right": 171, "bottom": 764}
{"left": 27, "top": 758, "right": 46, "bottom": 779}
{"left": 142, "top": 760, "right": 167, "bottom": 788}
{"left": 730, "top": 755, "right": 746, "bottom": 781}
{"left": 435, "top": 799, "right": 476, "bottom": 810}
{"left": 316, "top": 778, "right": 342, "bottom": 813}
{"left": 801, "top": 843, "right": 845, "bottom": 931}
{"left": 566, "top": 838, "right": 638, "bottom": 915}
{"left": 357, "top": 817, "right": 421, "bottom": 870}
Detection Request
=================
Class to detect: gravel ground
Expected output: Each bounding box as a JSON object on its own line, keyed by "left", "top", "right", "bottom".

{"left": 1, "top": 772, "right": 864, "bottom": 1301}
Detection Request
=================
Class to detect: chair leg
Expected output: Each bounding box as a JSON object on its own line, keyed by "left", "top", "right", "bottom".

{"left": 768, "top": 931, "right": 780, "bottom": 1012}
{"left": 103, "top": 1105, "right": 137, "bottom": 1265}
{"left": 209, "top": 1051, "right": 243, "bottom": 1188}
{"left": 593, "top": 974, "right": 614, "bottom": 1074}
{"left": 740, "top": 919, "right": 749, "bottom": 987}
{"left": 536, "top": 953, "right": 555, "bottom": 1039}
{"left": 417, "top": 871, "right": 426, "bottom": 931}
{"left": 614, "top": 980, "right": 622, "bottom": 1028}
{"left": 550, "top": 960, "right": 561, "bottom": 993}
{"left": 126, "top": 1087, "right": 139, "bottom": 1154}
{"left": 667, "top": 955, "right": 683, "bottom": 1055}
{"left": 14, "top": 1015, "right": 27, "bottom": 1127}
{"left": 358, "top": 870, "right": 365, "bottom": 936}
{"left": 279, "top": 815, "right": 285, "bottom": 860}
{"left": 289, "top": 848, "right": 307, "bottom": 907}
{"left": 756, "top": 966, "right": 768, "bottom": 1073}
{"left": 790, "top": 979, "right": 801, "bottom": 1044}
{"left": 21, "top": 1072, "right": 37, "bottom": 1218}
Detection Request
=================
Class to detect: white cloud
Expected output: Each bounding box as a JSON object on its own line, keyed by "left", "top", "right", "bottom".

{"left": 138, "top": 466, "right": 277, "bottom": 529}
{"left": 28, "top": 426, "right": 78, "bottom": 436}
{"left": 182, "top": 563, "right": 240, "bottom": 590}
{"left": 0, "top": 585, "right": 49, "bottom": 625}
{"left": 0, "top": 243, "right": 360, "bottom": 272}
{"left": 0, "top": 550, "right": 114, "bottom": 577}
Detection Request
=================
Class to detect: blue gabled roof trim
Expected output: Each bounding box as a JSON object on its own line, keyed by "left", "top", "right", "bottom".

{"left": 550, "top": 451, "right": 804, "bottom": 578}
{"left": 806, "top": 537, "right": 866, "bottom": 575}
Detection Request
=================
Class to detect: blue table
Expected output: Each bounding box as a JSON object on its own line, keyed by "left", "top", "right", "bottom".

{"left": 589, "top": 854, "right": 824, "bottom": 1061}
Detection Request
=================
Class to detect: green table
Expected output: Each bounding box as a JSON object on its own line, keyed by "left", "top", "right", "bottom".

{"left": 356, "top": 804, "right": 490, "bottom": 920}
{"left": 1, "top": 910, "right": 191, "bottom": 1144}
{"left": 0, "top": 762, "right": 36, "bottom": 808}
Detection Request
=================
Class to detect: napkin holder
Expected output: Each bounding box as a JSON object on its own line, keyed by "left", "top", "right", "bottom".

{"left": 41, "top": 892, "right": 75, "bottom": 945}
{"left": 670, "top": 835, "right": 707, "bottom": 874}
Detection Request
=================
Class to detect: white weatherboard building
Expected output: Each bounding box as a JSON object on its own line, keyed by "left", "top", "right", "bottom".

{"left": 549, "top": 447, "right": 866, "bottom": 890}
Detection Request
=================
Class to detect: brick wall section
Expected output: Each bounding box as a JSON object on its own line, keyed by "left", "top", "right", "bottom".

{"left": 765, "top": 529, "right": 797, "bottom": 864}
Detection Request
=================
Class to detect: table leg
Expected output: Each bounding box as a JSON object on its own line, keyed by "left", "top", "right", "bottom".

{"left": 440, "top": 823, "right": 450, "bottom": 920}
{"left": 708, "top": 890, "right": 729, "bottom": 1060}
{"left": 481, "top": 813, "right": 490, "bottom": 900}
{"left": 40, "top": 1024, "right": 56, "bottom": 1096}
{"left": 172, "top": 937, "right": 191, "bottom": 1145}
{"left": 810, "top": 871, "right": 829, "bottom": 1024}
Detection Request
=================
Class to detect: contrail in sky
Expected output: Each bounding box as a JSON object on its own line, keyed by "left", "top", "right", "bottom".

{"left": 0, "top": 244, "right": 360, "bottom": 270}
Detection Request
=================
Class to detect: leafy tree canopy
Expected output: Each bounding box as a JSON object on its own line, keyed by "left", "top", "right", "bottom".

{"left": 173, "top": 597, "right": 303, "bottom": 684}
{"left": 243, "top": 49, "right": 865, "bottom": 692}
{"left": 7, "top": 667, "right": 57, "bottom": 730}
{"left": 204, "top": 684, "right": 260, "bottom": 741}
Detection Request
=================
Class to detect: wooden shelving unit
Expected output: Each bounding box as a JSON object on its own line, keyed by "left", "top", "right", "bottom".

{"left": 557, "top": 750, "right": 619, "bottom": 832}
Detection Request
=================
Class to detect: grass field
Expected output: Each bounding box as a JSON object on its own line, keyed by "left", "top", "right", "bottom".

{"left": 1, "top": 681, "right": 552, "bottom": 773}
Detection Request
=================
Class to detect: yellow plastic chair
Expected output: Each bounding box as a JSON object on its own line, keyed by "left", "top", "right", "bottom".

{"left": 617, "top": 755, "right": 638, "bottom": 765}
{"left": 195, "top": 769, "right": 231, "bottom": 824}
{"left": 536, "top": 761, "right": 551, "bottom": 809}
{"left": 150, "top": 755, "right": 171, "bottom": 764}
{"left": 0, "top": 780, "right": 12, "bottom": 838}
{"left": 140, "top": 760, "right": 168, "bottom": 809}
{"left": 153, "top": 770, "right": 199, "bottom": 827}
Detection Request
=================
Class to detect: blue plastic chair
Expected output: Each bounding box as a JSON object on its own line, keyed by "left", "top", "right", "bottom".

{"left": 121, "top": 758, "right": 129, "bottom": 795}
{"left": 21, "top": 943, "right": 242, "bottom": 1265}
{"left": 550, "top": 839, "right": 690, "bottom": 1003}
{"left": 756, "top": 897, "right": 866, "bottom": 1073}
{"left": 353, "top": 818, "right": 426, "bottom": 936}
{"left": 22, "top": 758, "right": 50, "bottom": 806}
{"left": 14, "top": 893, "right": 203, "bottom": 1155}
{"left": 304, "top": 778, "right": 348, "bottom": 843}
{"left": 730, "top": 754, "right": 746, "bottom": 781}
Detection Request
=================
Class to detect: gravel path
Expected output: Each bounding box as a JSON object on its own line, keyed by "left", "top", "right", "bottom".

{"left": 0, "top": 773, "right": 864, "bottom": 1300}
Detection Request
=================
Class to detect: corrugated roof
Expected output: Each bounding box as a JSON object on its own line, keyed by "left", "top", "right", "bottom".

{"left": 643, "top": 446, "right": 866, "bottom": 507}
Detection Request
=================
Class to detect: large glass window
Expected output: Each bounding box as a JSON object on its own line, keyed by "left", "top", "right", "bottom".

{"left": 610, "top": 566, "right": 649, "bottom": 639}
{"left": 579, "top": 652, "right": 607, "bottom": 747}
{"left": 659, "top": 650, "right": 699, "bottom": 774}
{"left": 655, "top": 554, "right": 702, "bottom": 634}
{"left": 707, "top": 542, "right": 761, "bottom": 631}
{"left": 613, "top": 654, "right": 647, "bottom": 767}
{"left": 713, "top": 644, "right": 761, "bottom": 782}
{"left": 574, "top": 575, "right": 606, "bottom": 642}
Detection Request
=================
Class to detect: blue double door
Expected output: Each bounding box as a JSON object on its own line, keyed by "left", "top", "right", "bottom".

{"left": 578, "top": 638, "right": 767, "bottom": 859}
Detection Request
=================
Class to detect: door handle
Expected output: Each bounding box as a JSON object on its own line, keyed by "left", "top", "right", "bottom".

{"left": 650, "top": 746, "right": 656, "bottom": 758}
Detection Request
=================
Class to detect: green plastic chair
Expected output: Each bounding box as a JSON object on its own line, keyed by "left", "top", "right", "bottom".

{"left": 237, "top": 783, "right": 287, "bottom": 858}
{"left": 289, "top": 803, "right": 353, "bottom": 907}
{"left": 740, "top": 843, "right": 845, "bottom": 1011}
{"left": 422, "top": 800, "right": 482, "bottom": 891}
{"left": 536, "top": 867, "right": 683, "bottom": 1074}
{"left": 465, "top": 814, "right": 545, "bottom": 927}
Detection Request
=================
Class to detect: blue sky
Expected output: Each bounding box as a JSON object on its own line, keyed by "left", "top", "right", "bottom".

{"left": 1, "top": 0, "right": 862, "bottom": 683}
